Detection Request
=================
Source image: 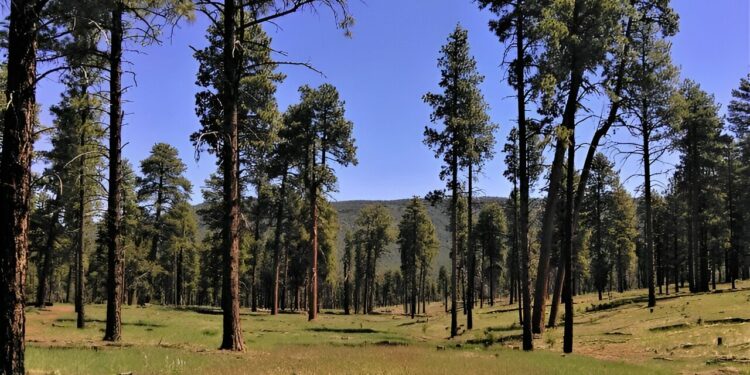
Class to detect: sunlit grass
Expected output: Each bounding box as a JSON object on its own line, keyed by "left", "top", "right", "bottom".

{"left": 25, "top": 282, "right": 750, "bottom": 374}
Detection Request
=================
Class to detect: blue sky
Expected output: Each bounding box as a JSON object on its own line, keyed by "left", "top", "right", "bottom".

{"left": 32, "top": 0, "right": 750, "bottom": 203}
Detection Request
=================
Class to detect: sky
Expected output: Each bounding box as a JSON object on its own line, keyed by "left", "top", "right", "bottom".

{"left": 30, "top": 0, "right": 750, "bottom": 204}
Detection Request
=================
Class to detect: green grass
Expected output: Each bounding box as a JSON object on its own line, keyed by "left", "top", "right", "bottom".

{"left": 25, "top": 282, "right": 750, "bottom": 374}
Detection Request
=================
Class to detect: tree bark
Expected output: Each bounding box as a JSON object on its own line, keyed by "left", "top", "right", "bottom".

{"left": 104, "top": 1, "right": 125, "bottom": 343}
{"left": 251, "top": 181, "right": 263, "bottom": 312}
{"left": 547, "top": 263, "right": 564, "bottom": 327}
{"left": 450, "top": 152, "right": 458, "bottom": 337}
{"left": 563, "top": 129, "right": 575, "bottom": 354}
{"left": 308, "top": 147, "right": 319, "bottom": 320}
{"left": 643, "top": 121, "right": 656, "bottom": 307}
{"left": 271, "top": 169, "right": 286, "bottom": 315}
{"left": 411, "top": 208, "right": 417, "bottom": 319}
{"left": 76, "top": 127, "right": 86, "bottom": 329}
{"left": 37, "top": 196, "right": 61, "bottom": 307}
{"left": 467, "top": 163, "right": 474, "bottom": 329}
{"left": 727, "top": 144, "right": 737, "bottom": 289}
{"left": 219, "top": 0, "right": 245, "bottom": 351}
{"left": 0, "top": 1, "right": 44, "bottom": 372}
{"left": 515, "top": 4, "right": 533, "bottom": 351}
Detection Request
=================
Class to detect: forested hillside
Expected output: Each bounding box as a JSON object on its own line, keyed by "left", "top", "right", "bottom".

{"left": 195, "top": 198, "right": 506, "bottom": 271}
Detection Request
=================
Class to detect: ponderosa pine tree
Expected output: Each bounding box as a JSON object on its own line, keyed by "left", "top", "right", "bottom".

{"left": 672, "top": 80, "right": 724, "bottom": 292}
{"left": 137, "top": 143, "right": 192, "bottom": 302}
{"left": 161, "top": 201, "right": 199, "bottom": 306}
{"left": 728, "top": 75, "right": 750, "bottom": 140}
{"left": 342, "top": 230, "right": 354, "bottom": 315}
{"left": 583, "top": 153, "right": 617, "bottom": 300}
{"left": 437, "top": 265, "right": 449, "bottom": 312}
{"left": 0, "top": 1, "right": 53, "bottom": 371}
{"left": 138, "top": 143, "right": 191, "bottom": 264}
{"left": 192, "top": 17, "right": 282, "bottom": 314}
{"left": 423, "top": 24, "right": 481, "bottom": 338}
{"left": 475, "top": 202, "right": 507, "bottom": 308}
{"left": 45, "top": 64, "right": 106, "bottom": 329}
{"left": 477, "top": 0, "right": 546, "bottom": 349}
{"left": 529, "top": 1, "right": 677, "bottom": 346}
{"left": 119, "top": 161, "right": 153, "bottom": 306}
{"left": 529, "top": 0, "right": 629, "bottom": 339}
{"left": 398, "top": 198, "right": 438, "bottom": 319}
{"left": 101, "top": 0, "right": 194, "bottom": 344}
{"left": 283, "top": 84, "right": 356, "bottom": 320}
{"left": 727, "top": 74, "right": 750, "bottom": 287}
{"left": 619, "top": 3, "right": 679, "bottom": 308}
{"left": 501, "top": 124, "right": 543, "bottom": 329}
{"left": 192, "top": 0, "right": 350, "bottom": 348}
{"left": 267, "top": 133, "right": 294, "bottom": 315}
{"left": 353, "top": 204, "right": 394, "bottom": 314}
{"left": 459, "top": 69, "right": 497, "bottom": 331}
{"left": 608, "top": 185, "right": 639, "bottom": 293}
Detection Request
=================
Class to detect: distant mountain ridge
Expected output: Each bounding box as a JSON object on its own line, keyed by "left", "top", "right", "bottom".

{"left": 331, "top": 197, "right": 507, "bottom": 271}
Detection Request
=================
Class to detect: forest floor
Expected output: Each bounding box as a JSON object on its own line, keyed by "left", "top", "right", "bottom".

{"left": 25, "top": 281, "right": 750, "bottom": 374}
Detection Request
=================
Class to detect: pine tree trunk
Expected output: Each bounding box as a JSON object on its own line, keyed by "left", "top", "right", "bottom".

{"left": 673, "top": 214, "right": 680, "bottom": 293}
{"left": 219, "top": 0, "right": 244, "bottom": 351}
{"left": 343, "top": 273, "right": 350, "bottom": 315}
{"left": 271, "top": 170, "right": 286, "bottom": 315}
{"left": 251, "top": 181, "right": 263, "bottom": 313}
{"left": 563, "top": 130, "right": 575, "bottom": 354}
{"left": 104, "top": 1, "right": 125, "bottom": 343}
{"left": 76, "top": 128, "right": 87, "bottom": 329}
{"left": 515, "top": 8, "right": 533, "bottom": 351}
{"left": 0, "top": 1, "right": 42, "bottom": 372}
{"left": 411, "top": 219, "right": 417, "bottom": 319}
{"left": 450, "top": 153, "right": 458, "bottom": 337}
{"left": 548, "top": 264, "right": 564, "bottom": 328}
{"left": 149, "top": 176, "right": 163, "bottom": 261}
{"left": 309, "top": 154, "right": 319, "bottom": 320}
{"left": 177, "top": 247, "right": 184, "bottom": 305}
{"left": 728, "top": 142, "right": 737, "bottom": 288}
{"left": 643, "top": 119, "right": 656, "bottom": 307}
{"left": 467, "top": 164, "right": 474, "bottom": 329}
{"left": 37, "top": 197, "right": 61, "bottom": 307}
{"left": 532, "top": 66, "right": 582, "bottom": 334}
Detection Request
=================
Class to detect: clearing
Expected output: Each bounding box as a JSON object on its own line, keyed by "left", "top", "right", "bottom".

{"left": 25, "top": 282, "right": 750, "bottom": 374}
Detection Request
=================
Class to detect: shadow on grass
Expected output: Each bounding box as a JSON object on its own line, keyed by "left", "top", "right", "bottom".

{"left": 307, "top": 327, "right": 379, "bottom": 334}
{"left": 466, "top": 333, "right": 524, "bottom": 347}
{"left": 484, "top": 324, "right": 519, "bottom": 333}
{"left": 54, "top": 318, "right": 165, "bottom": 328}
{"left": 397, "top": 319, "right": 428, "bottom": 327}
{"left": 704, "top": 317, "right": 750, "bottom": 325}
{"left": 649, "top": 323, "right": 689, "bottom": 332}
{"left": 480, "top": 306, "right": 519, "bottom": 315}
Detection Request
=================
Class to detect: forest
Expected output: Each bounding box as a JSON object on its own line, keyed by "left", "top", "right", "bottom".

{"left": 1, "top": 0, "right": 749, "bottom": 374}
